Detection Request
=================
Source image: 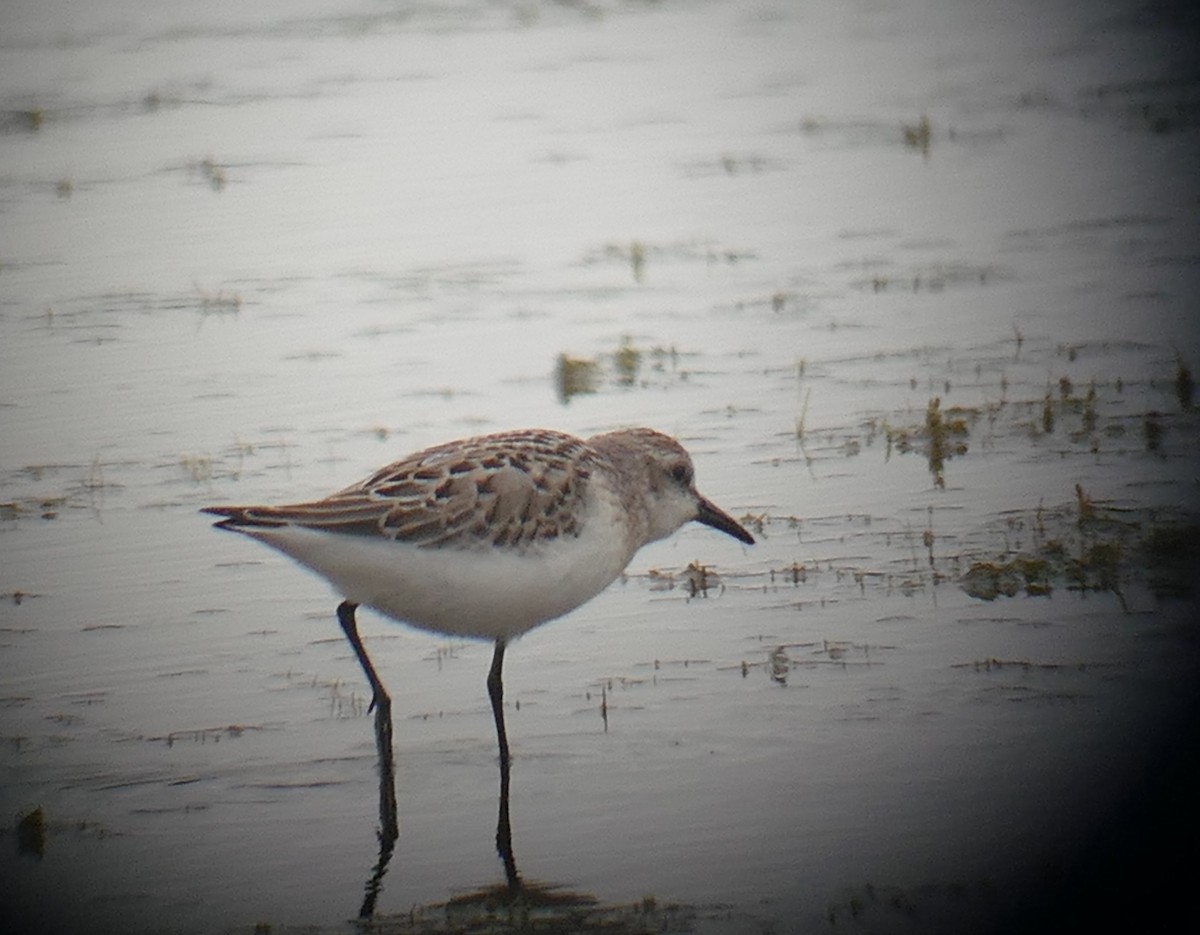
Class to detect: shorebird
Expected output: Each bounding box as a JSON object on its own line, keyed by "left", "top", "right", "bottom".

{"left": 203, "top": 427, "right": 754, "bottom": 766}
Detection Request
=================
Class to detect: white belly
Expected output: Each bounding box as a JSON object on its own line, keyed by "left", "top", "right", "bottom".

{"left": 239, "top": 524, "right": 635, "bottom": 642}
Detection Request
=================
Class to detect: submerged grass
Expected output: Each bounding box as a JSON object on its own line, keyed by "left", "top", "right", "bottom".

{"left": 960, "top": 487, "right": 1196, "bottom": 602}
{"left": 553, "top": 337, "right": 683, "bottom": 403}
{"left": 884, "top": 397, "right": 971, "bottom": 488}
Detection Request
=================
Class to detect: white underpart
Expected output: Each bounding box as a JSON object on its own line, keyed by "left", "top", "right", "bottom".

{"left": 237, "top": 494, "right": 643, "bottom": 642}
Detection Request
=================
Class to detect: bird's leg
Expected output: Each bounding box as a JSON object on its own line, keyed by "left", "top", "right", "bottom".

{"left": 487, "top": 638, "right": 510, "bottom": 769}
{"left": 337, "top": 601, "right": 391, "bottom": 713}
{"left": 487, "top": 639, "right": 520, "bottom": 890}
{"left": 335, "top": 601, "right": 398, "bottom": 918}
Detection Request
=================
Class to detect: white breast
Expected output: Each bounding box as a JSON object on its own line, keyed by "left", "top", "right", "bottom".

{"left": 238, "top": 499, "right": 637, "bottom": 641}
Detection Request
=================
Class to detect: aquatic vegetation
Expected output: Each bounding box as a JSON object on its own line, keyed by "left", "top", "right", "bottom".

{"left": 629, "top": 239, "right": 645, "bottom": 282}
{"left": 1074, "top": 483, "right": 1095, "bottom": 524}
{"left": 554, "top": 353, "right": 598, "bottom": 404}
{"left": 613, "top": 336, "right": 641, "bottom": 386}
{"left": 196, "top": 285, "right": 242, "bottom": 314}
{"left": 1066, "top": 540, "right": 1122, "bottom": 593}
{"left": 582, "top": 238, "right": 754, "bottom": 279}
{"left": 681, "top": 560, "right": 722, "bottom": 598}
{"left": 639, "top": 561, "right": 732, "bottom": 598}
{"left": 824, "top": 878, "right": 1008, "bottom": 931}
{"left": 161, "top": 723, "right": 270, "bottom": 747}
{"left": 16, "top": 806, "right": 45, "bottom": 859}
{"left": 959, "top": 490, "right": 1195, "bottom": 602}
{"left": 1140, "top": 523, "right": 1200, "bottom": 598}
{"left": 1175, "top": 356, "right": 1194, "bottom": 410}
{"left": 727, "top": 479, "right": 1196, "bottom": 608}
{"left": 961, "top": 556, "right": 1054, "bottom": 600}
{"left": 902, "top": 113, "right": 932, "bottom": 156}
{"left": 887, "top": 397, "right": 971, "bottom": 488}
{"left": 856, "top": 260, "right": 1003, "bottom": 294}
{"left": 179, "top": 453, "right": 214, "bottom": 484}
{"left": 1143, "top": 411, "right": 1163, "bottom": 453}
{"left": 1, "top": 108, "right": 43, "bottom": 133}
{"left": 553, "top": 338, "right": 684, "bottom": 403}
{"left": 195, "top": 157, "right": 227, "bottom": 191}
{"left": 794, "top": 387, "right": 810, "bottom": 441}
{"left": 0, "top": 492, "right": 67, "bottom": 521}
{"left": 10, "top": 807, "right": 111, "bottom": 860}
{"left": 923, "top": 397, "right": 970, "bottom": 487}
{"left": 1082, "top": 382, "right": 1098, "bottom": 434}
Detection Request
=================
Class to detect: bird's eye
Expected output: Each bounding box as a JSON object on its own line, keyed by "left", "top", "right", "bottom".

{"left": 670, "top": 463, "right": 692, "bottom": 485}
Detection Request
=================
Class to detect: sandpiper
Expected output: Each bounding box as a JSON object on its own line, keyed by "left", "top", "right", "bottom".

{"left": 203, "top": 427, "right": 754, "bottom": 763}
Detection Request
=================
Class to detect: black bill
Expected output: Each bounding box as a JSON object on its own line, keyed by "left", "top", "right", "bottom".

{"left": 695, "top": 496, "right": 755, "bottom": 545}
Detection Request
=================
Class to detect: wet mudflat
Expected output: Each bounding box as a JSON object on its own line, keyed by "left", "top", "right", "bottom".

{"left": 2, "top": 1, "right": 1199, "bottom": 933}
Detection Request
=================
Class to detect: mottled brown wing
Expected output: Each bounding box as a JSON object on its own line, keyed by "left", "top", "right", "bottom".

{"left": 208, "top": 430, "right": 596, "bottom": 550}
{"left": 360, "top": 430, "right": 595, "bottom": 549}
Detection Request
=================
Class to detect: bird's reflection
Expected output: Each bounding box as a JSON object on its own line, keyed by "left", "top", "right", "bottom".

{"left": 351, "top": 649, "right": 701, "bottom": 933}
{"left": 357, "top": 696, "right": 400, "bottom": 919}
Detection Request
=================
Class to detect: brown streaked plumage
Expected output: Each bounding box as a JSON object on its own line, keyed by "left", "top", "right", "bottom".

{"left": 203, "top": 427, "right": 753, "bottom": 772}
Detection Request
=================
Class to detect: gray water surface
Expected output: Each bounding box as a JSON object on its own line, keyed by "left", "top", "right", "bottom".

{"left": 2, "top": 1, "right": 1198, "bottom": 933}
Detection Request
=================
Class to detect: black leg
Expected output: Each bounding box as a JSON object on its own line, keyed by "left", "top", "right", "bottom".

{"left": 338, "top": 600, "right": 399, "bottom": 918}
{"left": 487, "top": 639, "right": 510, "bottom": 769}
{"left": 487, "top": 639, "right": 520, "bottom": 889}
{"left": 337, "top": 601, "right": 390, "bottom": 711}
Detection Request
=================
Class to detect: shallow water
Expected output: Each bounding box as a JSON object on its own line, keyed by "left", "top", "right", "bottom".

{"left": 2, "top": 1, "right": 1199, "bottom": 933}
